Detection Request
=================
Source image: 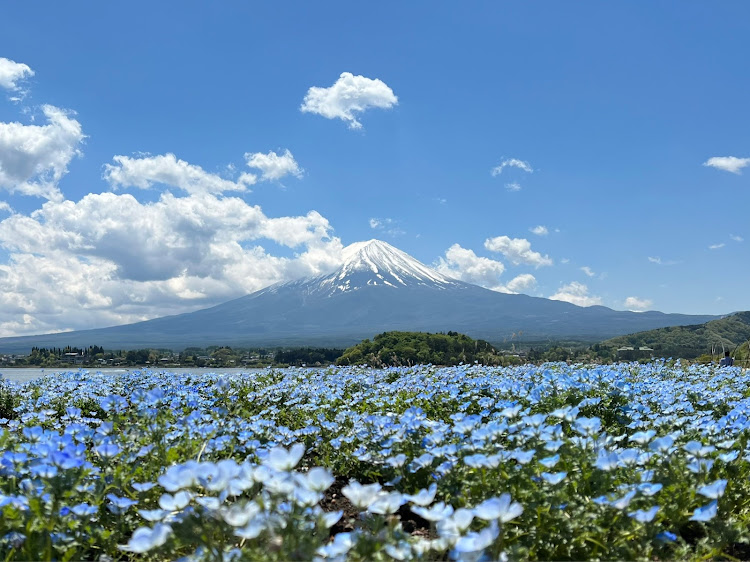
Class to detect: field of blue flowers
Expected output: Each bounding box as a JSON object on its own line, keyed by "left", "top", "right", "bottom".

{"left": 1, "top": 361, "right": 749, "bottom": 561}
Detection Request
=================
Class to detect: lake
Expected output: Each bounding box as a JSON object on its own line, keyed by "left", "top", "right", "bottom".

{"left": 0, "top": 366, "right": 268, "bottom": 384}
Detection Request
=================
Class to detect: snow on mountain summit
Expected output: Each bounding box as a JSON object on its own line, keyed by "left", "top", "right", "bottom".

{"left": 313, "top": 239, "right": 460, "bottom": 295}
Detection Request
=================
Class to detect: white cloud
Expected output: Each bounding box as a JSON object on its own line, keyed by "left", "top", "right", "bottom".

{"left": 490, "top": 158, "right": 533, "bottom": 176}
{"left": 0, "top": 188, "right": 346, "bottom": 335}
{"left": 435, "top": 244, "right": 505, "bottom": 288}
{"left": 0, "top": 57, "right": 34, "bottom": 94}
{"left": 703, "top": 156, "right": 750, "bottom": 174}
{"left": 549, "top": 282, "right": 603, "bottom": 307}
{"left": 624, "top": 296, "right": 653, "bottom": 312}
{"left": 368, "top": 217, "right": 404, "bottom": 236}
{"left": 484, "top": 236, "right": 553, "bottom": 267}
{"left": 300, "top": 72, "right": 398, "bottom": 130}
{"left": 730, "top": 234, "right": 744, "bottom": 242}
{"left": 648, "top": 255, "right": 679, "bottom": 266}
{"left": 529, "top": 225, "right": 548, "bottom": 236}
{"left": 245, "top": 149, "right": 302, "bottom": 182}
{"left": 708, "top": 243, "right": 725, "bottom": 250}
{"left": 580, "top": 266, "right": 595, "bottom": 277}
{"left": 0, "top": 201, "right": 11, "bottom": 213}
{"left": 505, "top": 182, "right": 522, "bottom": 192}
{"left": 104, "top": 153, "right": 256, "bottom": 195}
{"left": 497, "top": 273, "right": 537, "bottom": 294}
{"left": 0, "top": 105, "right": 84, "bottom": 200}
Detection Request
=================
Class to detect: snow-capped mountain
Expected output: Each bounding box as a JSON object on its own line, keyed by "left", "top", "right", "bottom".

{"left": 0, "top": 240, "right": 719, "bottom": 351}
{"left": 262, "top": 239, "right": 461, "bottom": 298}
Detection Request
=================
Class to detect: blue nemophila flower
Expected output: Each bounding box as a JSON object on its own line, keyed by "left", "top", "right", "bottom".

{"left": 628, "top": 506, "right": 659, "bottom": 523}
{"left": 384, "top": 541, "right": 412, "bottom": 561}
{"left": 132, "top": 482, "right": 156, "bottom": 492}
{"left": 94, "top": 442, "right": 121, "bottom": 458}
{"left": 406, "top": 483, "right": 437, "bottom": 506}
{"left": 690, "top": 500, "right": 718, "bottom": 522}
{"left": 159, "top": 491, "right": 192, "bottom": 511}
{"left": 697, "top": 479, "right": 727, "bottom": 499}
{"left": 368, "top": 491, "right": 406, "bottom": 515}
{"left": 453, "top": 521, "right": 499, "bottom": 554}
{"left": 595, "top": 449, "right": 619, "bottom": 471}
{"left": 539, "top": 454, "right": 560, "bottom": 468}
{"left": 2, "top": 532, "right": 26, "bottom": 549}
{"left": 656, "top": 531, "right": 678, "bottom": 543}
{"left": 158, "top": 461, "right": 199, "bottom": 491}
{"left": 107, "top": 494, "right": 138, "bottom": 513}
{"left": 437, "top": 508, "right": 475, "bottom": 539}
{"left": 29, "top": 463, "right": 57, "bottom": 478}
{"left": 71, "top": 503, "right": 98, "bottom": 516}
{"left": 221, "top": 502, "right": 261, "bottom": 527}
{"left": 637, "top": 483, "right": 663, "bottom": 496}
{"left": 718, "top": 450, "right": 739, "bottom": 462}
{"left": 474, "top": 493, "right": 524, "bottom": 523}
{"left": 649, "top": 436, "right": 674, "bottom": 454}
{"left": 510, "top": 449, "right": 535, "bottom": 465}
{"left": 412, "top": 502, "right": 454, "bottom": 522}
{"left": 139, "top": 509, "right": 170, "bottom": 522}
{"left": 541, "top": 471, "right": 567, "bottom": 485}
{"left": 316, "top": 531, "right": 355, "bottom": 558}
{"left": 575, "top": 417, "right": 602, "bottom": 436}
{"left": 342, "top": 481, "right": 382, "bottom": 510}
{"left": 195, "top": 496, "right": 221, "bottom": 510}
{"left": 386, "top": 453, "right": 407, "bottom": 468}
{"left": 264, "top": 443, "right": 305, "bottom": 471}
{"left": 629, "top": 430, "right": 656, "bottom": 444}
{"left": 320, "top": 510, "right": 343, "bottom": 528}
{"left": 119, "top": 523, "right": 172, "bottom": 553}
{"left": 295, "top": 466, "right": 334, "bottom": 492}
{"left": 610, "top": 490, "right": 637, "bottom": 510}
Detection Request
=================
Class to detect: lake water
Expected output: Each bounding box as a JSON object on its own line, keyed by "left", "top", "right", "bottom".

{"left": 0, "top": 367, "right": 268, "bottom": 384}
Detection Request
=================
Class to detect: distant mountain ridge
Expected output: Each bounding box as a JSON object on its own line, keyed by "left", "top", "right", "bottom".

{"left": 0, "top": 239, "right": 720, "bottom": 353}
{"left": 601, "top": 311, "right": 750, "bottom": 358}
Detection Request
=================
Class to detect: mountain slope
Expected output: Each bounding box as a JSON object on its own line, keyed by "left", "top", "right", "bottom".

{"left": 601, "top": 311, "right": 750, "bottom": 358}
{"left": 0, "top": 240, "right": 721, "bottom": 352}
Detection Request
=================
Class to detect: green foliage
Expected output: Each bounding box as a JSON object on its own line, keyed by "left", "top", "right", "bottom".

{"left": 273, "top": 347, "right": 344, "bottom": 366}
{"left": 600, "top": 311, "right": 750, "bottom": 360}
{"left": 336, "top": 330, "right": 505, "bottom": 366}
{"left": 0, "top": 382, "right": 19, "bottom": 419}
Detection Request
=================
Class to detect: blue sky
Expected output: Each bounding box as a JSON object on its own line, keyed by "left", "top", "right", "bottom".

{"left": 0, "top": 2, "right": 747, "bottom": 336}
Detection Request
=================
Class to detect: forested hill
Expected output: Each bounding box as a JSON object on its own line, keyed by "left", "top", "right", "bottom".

{"left": 336, "top": 331, "right": 504, "bottom": 366}
{"left": 601, "top": 311, "right": 750, "bottom": 358}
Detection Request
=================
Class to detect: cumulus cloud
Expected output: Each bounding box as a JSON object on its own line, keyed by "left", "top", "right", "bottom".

{"left": 497, "top": 273, "right": 537, "bottom": 294}
{"left": 435, "top": 244, "right": 505, "bottom": 288}
{"left": 703, "top": 156, "right": 750, "bottom": 174}
{"left": 245, "top": 149, "right": 302, "bottom": 182}
{"left": 549, "top": 282, "right": 602, "bottom": 307}
{"left": 103, "top": 153, "right": 256, "bottom": 195}
{"left": 484, "top": 236, "right": 552, "bottom": 267}
{"left": 0, "top": 188, "right": 345, "bottom": 335}
{"left": 580, "top": 266, "right": 595, "bottom": 277}
{"left": 505, "top": 182, "right": 521, "bottom": 192}
{"left": 490, "top": 158, "right": 533, "bottom": 176}
{"left": 0, "top": 105, "right": 84, "bottom": 200}
{"left": 0, "top": 57, "right": 34, "bottom": 98}
{"left": 708, "top": 243, "right": 725, "bottom": 250}
{"left": 624, "top": 296, "right": 653, "bottom": 312}
{"left": 529, "top": 225, "right": 548, "bottom": 236}
{"left": 300, "top": 72, "right": 398, "bottom": 129}
{"left": 730, "top": 234, "right": 744, "bottom": 242}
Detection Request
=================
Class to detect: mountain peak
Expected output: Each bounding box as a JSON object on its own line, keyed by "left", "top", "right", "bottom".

{"left": 309, "top": 239, "right": 460, "bottom": 295}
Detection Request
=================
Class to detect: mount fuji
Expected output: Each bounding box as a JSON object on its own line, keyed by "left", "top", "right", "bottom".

{"left": 0, "top": 240, "right": 718, "bottom": 352}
